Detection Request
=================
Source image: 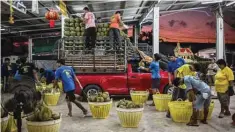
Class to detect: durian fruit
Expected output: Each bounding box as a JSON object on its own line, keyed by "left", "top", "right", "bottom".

{"left": 52, "top": 114, "right": 60, "bottom": 120}
{"left": 38, "top": 106, "right": 52, "bottom": 121}
{"left": 117, "top": 99, "right": 143, "bottom": 109}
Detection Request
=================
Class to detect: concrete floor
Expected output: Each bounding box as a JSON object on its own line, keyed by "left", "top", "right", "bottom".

{"left": 19, "top": 94, "right": 235, "bottom": 132}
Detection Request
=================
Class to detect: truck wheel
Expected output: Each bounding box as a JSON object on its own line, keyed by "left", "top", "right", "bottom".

{"left": 163, "top": 85, "right": 174, "bottom": 95}
{"left": 83, "top": 85, "right": 102, "bottom": 98}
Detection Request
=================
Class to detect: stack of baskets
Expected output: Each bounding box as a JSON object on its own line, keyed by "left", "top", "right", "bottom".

{"left": 153, "top": 92, "right": 172, "bottom": 112}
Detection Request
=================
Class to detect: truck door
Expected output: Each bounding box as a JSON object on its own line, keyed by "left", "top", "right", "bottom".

{"left": 127, "top": 64, "right": 143, "bottom": 91}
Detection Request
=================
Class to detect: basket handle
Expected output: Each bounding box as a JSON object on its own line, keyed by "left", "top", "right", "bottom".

{"left": 176, "top": 98, "right": 183, "bottom": 101}
{"left": 156, "top": 92, "right": 160, "bottom": 94}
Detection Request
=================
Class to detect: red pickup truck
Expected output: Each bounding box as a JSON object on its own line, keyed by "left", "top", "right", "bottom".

{"left": 75, "top": 63, "right": 172, "bottom": 97}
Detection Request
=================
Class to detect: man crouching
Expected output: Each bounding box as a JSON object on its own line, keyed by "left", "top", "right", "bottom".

{"left": 173, "top": 76, "right": 211, "bottom": 126}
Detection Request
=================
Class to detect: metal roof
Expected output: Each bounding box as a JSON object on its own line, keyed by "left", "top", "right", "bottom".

{"left": 1, "top": 0, "right": 235, "bottom": 38}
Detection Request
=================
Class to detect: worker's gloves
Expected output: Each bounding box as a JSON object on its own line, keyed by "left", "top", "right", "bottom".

{"left": 187, "top": 90, "right": 196, "bottom": 102}
{"left": 139, "top": 66, "right": 145, "bottom": 70}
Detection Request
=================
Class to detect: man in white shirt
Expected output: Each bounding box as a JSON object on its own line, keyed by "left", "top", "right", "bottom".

{"left": 206, "top": 59, "right": 219, "bottom": 88}
{"left": 83, "top": 7, "right": 96, "bottom": 51}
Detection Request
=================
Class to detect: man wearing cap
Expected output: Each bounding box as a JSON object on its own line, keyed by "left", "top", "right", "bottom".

{"left": 173, "top": 76, "right": 211, "bottom": 126}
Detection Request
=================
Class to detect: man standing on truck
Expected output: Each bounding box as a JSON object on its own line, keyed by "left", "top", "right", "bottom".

{"left": 109, "top": 11, "right": 124, "bottom": 50}
{"left": 173, "top": 76, "right": 211, "bottom": 126}
{"left": 83, "top": 7, "right": 96, "bottom": 51}
{"left": 53, "top": 59, "right": 88, "bottom": 117}
{"left": 139, "top": 53, "right": 161, "bottom": 106}
{"left": 166, "top": 63, "right": 201, "bottom": 118}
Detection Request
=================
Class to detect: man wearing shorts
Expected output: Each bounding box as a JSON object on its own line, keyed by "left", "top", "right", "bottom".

{"left": 139, "top": 53, "right": 161, "bottom": 106}
{"left": 173, "top": 76, "right": 211, "bottom": 126}
{"left": 53, "top": 59, "right": 88, "bottom": 117}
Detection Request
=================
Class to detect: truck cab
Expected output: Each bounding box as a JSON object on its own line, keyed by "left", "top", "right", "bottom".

{"left": 75, "top": 63, "right": 171, "bottom": 97}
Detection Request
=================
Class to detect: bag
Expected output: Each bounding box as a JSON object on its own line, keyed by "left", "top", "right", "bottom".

{"left": 228, "top": 86, "right": 235, "bottom": 96}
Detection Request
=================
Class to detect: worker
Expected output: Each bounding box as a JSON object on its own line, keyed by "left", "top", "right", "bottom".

{"left": 206, "top": 59, "right": 219, "bottom": 88}
{"left": 39, "top": 68, "right": 55, "bottom": 85}
{"left": 167, "top": 54, "right": 185, "bottom": 86}
{"left": 214, "top": 59, "right": 234, "bottom": 118}
{"left": 173, "top": 76, "right": 211, "bottom": 126}
{"left": 166, "top": 63, "right": 201, "bottom": 118}
{"left": 13, "top": 59, "right": 21, "bottom": 80}
{"left": 18, "top": 57, "right": 40, "bottom": 83}
{"left": 53, "top": 59, "right": 88, "bottom": 117}
{"left": 82, "top": 7, "right": 96, "bottom": 51}
{"left": 1, "top": 58, "right": 12, "bottom": 92}
{"left": 109, "top": 11, "right": 124, "bottom": 50}
{"left": 139, "top": 53, "right": 161, "bottom": 106}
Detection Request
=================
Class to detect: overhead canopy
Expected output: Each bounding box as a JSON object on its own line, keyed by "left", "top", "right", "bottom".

{"left": 1, "top": 0, "right": 235, "bottom": 38}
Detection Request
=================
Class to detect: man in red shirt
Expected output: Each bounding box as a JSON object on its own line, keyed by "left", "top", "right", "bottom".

{"left": 83, "top": 7, "right": 96, "bottom": 51}
{"left": 109, "top": 11, "right": 124, "bottom": 50}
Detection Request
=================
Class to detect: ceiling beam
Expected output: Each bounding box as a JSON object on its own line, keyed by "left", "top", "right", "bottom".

{"left": 2, "top": 28, "right": 61, "bottom": 34}
{"left": 120, "top": 1, "right": 126, "bottom": 16}
{"left": 139, "top": 1, "right": 159, "bottom": 24}
{"left": 66, "top": 1, "right": 126, "bottom": 6}
{"left": 71, "top": 6, "right": 148, "bottom": 15}
{"left": 165, "top": 0, "right": 178, "bottom": 11}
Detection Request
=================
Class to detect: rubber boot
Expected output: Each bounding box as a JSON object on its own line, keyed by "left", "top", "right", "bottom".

{"left": 201, "top": 108, "right": 209, "bottom": 124}
{"left": 187, "top": 109, "right": 199, "bottom": 126}
{"left": 224, "top": 106, "right": 231, "bottom": 116}
{"left": 73, "top": 100, "right": 88, "bottom": 115}
{"left": 218, "top": 105, "right": 225, "bottom": 118}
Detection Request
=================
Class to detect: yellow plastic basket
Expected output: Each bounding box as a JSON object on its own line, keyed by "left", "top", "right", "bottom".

{"left": 168, "top": 99, "right": 193, "bottom": 123}
{"left": 1, "top": 116, "right": 8, "bottom": 132}
{"left": 130, "top": 90, "right": 149, "bottom": 104}
{"left": 198, "top": 101, "right": 214, "bottom": 120}
{"left": 88, "top": 100, "right": 112, "bottom": 119}
{"left": 43, "top": 92, "right": 60, "bottom": 106}
{"left": 27, "top": 114, "right": 62, "bottom": 132}
{"left": 153, "top": 93, "right": 172, "bottom": 112}
{"left": 58, "top": 82, "right": 63, "bottom": 92}
{"left": 116, "top": 106, "right": 144, "bottom": 128}
{"left": 6, "top": 114, "right": 17, "bottom": 132}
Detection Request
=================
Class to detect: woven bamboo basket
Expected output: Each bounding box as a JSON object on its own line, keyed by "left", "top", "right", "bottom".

{"left": 43, "top": 92, "right": 60, "bottom": 106}
{"left": 130, "top": 90, "right": 149, "bottom": 104}
{"left": 116, "top": 102, "right": 144, "bottom": 128}
{"left": 1, "top": 116, "right": 8, "bottom": 132}
{"left": 88, "top": 100, "right": 112, "bottom": 119}
{"left": 153, "top": 93, "right": 172, "bottom": 112}
{"left": 27, "top": 114, "right": 62, "bottom": 132}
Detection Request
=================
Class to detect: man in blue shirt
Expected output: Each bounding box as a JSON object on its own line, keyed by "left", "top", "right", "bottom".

{"left": 140, "top": 53, "right": 161, "bottom": 106}
{"left": 167, "top": 54, "right": 185, "bottom": 86}
{"left": 39, "top": 68, "right": 55, "bottom": 84}
{"left": 173, "top": 76, "right": 211, "bottom": 126}
{"left": 53, "top": 59, "right": 88, "bottom": 117}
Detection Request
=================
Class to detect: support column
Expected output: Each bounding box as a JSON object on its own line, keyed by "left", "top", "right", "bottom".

{"left": 216, "top": 5, "right": 225, "bottom": 60}
{"left": 152, "top": 6, "right": 160, "bottom": 55}
{"left": 133, "top": 25, "right": 138, "bottom": 46}
{"left": 28, "top": 38, "right": 33, "bottom": 63}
